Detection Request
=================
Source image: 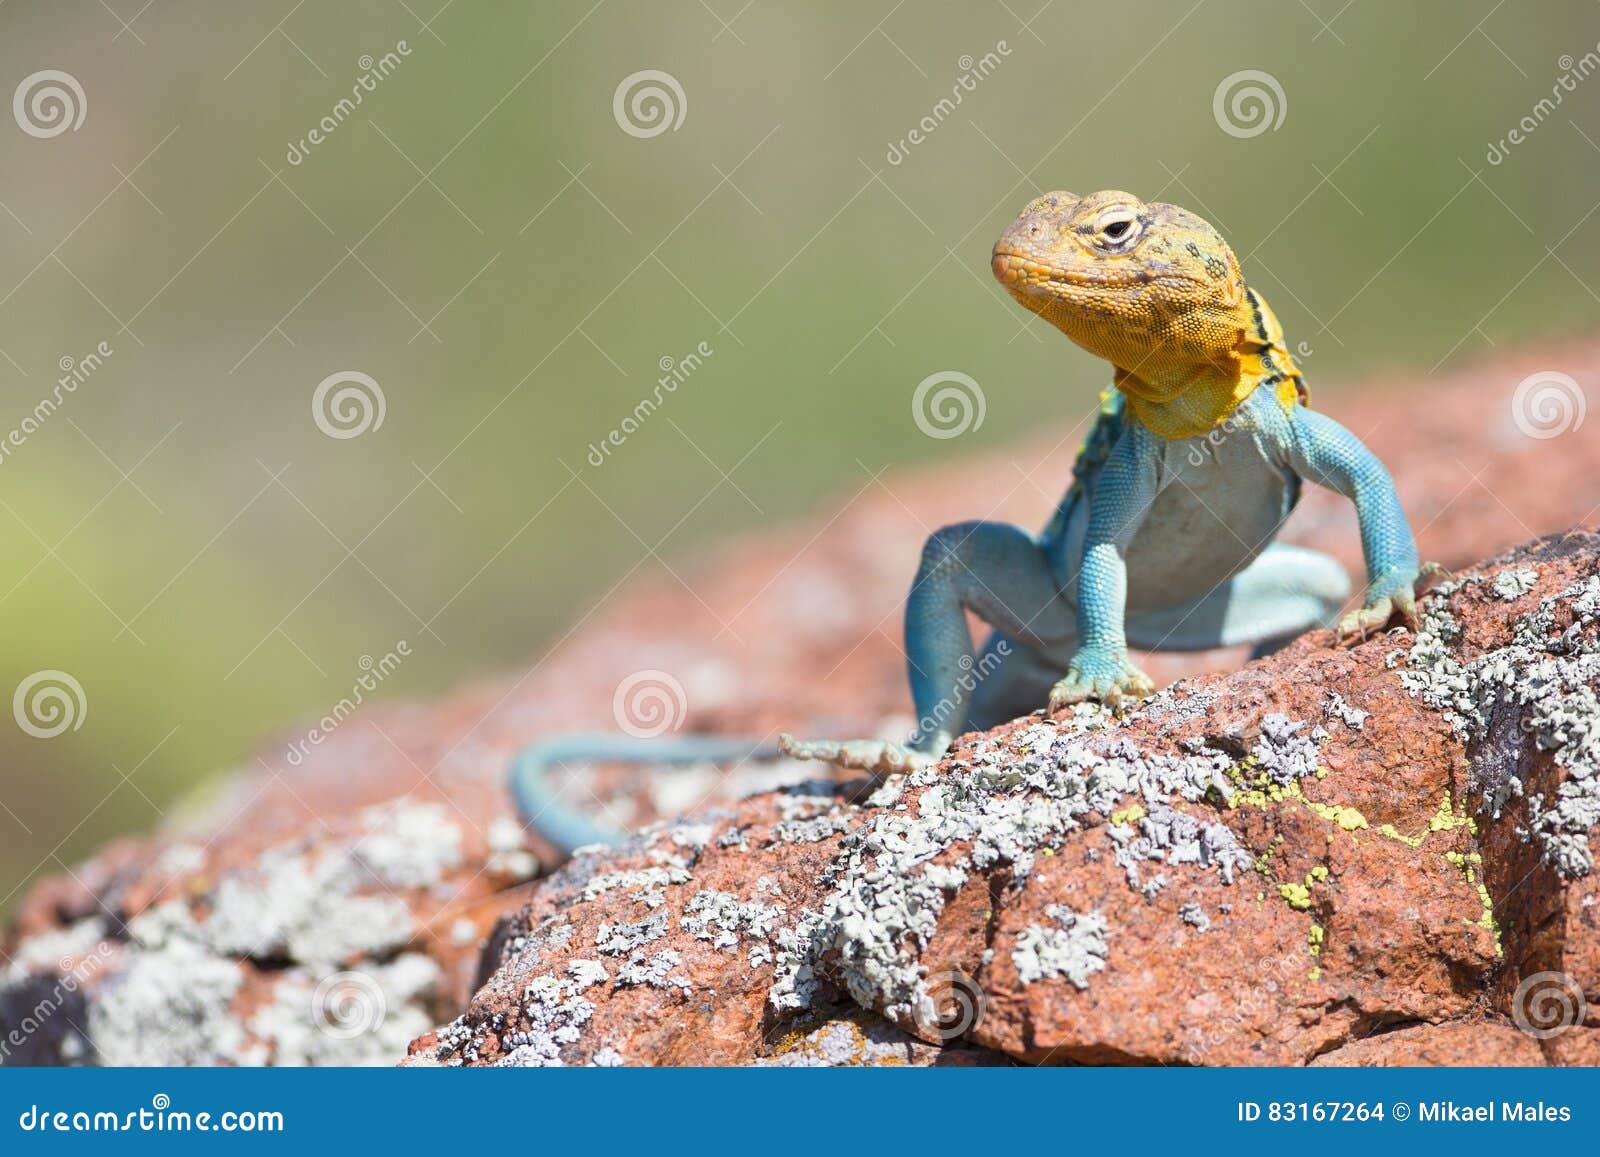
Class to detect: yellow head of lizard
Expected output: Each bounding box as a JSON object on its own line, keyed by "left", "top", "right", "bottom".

{"left": 991, "top": 190, "right": 1303, "bottom": 439}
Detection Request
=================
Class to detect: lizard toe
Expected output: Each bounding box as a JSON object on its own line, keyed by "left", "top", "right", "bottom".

{"left": 1337, "top": 600, "right": 1394, "bottom": 642}
{"left": 1048, "top": 658, "right": 1153, "bottom": 712}
{"left": 778, "top": 733, "right": 933, "bottom": 777}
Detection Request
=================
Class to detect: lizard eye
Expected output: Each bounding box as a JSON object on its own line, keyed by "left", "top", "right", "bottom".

{"left": 1096, "top": 211, "right": 1140, "bottom": 246}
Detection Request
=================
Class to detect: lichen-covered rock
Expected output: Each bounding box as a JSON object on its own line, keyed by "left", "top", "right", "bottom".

{"left": 8, "top": 340, "right": 1600, "bottom": 1066}
{"left": 416, "top": 532, "right": 1600, "bottom": 1066}
{"left": 0, "top": 799, "right": 538, "bottom": 1066}
{"left": 405, "top": 783, "right": 867, "bottom": 1067}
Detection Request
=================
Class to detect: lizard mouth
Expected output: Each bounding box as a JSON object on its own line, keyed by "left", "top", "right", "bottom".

{"left": 990, "top": 249, "right": 1202, "bottom": 293}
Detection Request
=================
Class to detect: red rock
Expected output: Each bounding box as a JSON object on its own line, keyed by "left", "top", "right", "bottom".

{"left": 1308, "top": 1022, "right": 1547, "bottom": 1066}
{"left": 409, "top": 533, "right": 1600, "bottom": 1067}
{"left": 5, "top": 339, "right": 1600, "bottom": 1066}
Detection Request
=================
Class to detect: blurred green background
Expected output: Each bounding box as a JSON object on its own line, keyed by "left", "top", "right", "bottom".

{"left": 1, "top": 0, "right": 1598, "bottom": 907}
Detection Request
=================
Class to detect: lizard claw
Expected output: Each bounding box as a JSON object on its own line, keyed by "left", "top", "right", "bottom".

{"left": 1418, "top": 560, "right": 1451, "bottom": 584}
{"left": 1336, "top": 562, "right": 1444, "bottom": 643}
{"left": 778, "top": 732, "right": 935, "bottom": 777}
{"left": 1336, "top": 599, "right": 1407, "bottom": 641}
{"left": 1047, "top": 649, "right": 1155, "bottom": 712}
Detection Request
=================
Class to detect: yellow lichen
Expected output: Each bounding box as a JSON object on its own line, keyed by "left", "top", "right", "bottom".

{"left": 1229, "top": 776, "right": 1371, "bottom": 837}
{"left": 1278, "top": 882, "right": 1312, "bottom": 910}
{"left": 1438, "top": 849, "right": 1502, "bottom": 958}
{"left": 1253, "top": 835, "right": 1285, "bottom": 876}
{"left": 1473, "top": 882, "right": 1502, "bottom": 957}
{"left": 1275, "top": 865, "right": 1330, "bottom": 914}
{"left": 1303, "top": 800, "right": 1368, "bottom": 831}
{"left": 1428, "top": 793, "right": 1477, "bottom": 836}
{"left": 1377, "top": 822, "right": 1422, "bottom": 848}
{"left": 1376, "top": 795, "right": 1477, "bottom": 849}
{"left": 1110, "top": 803, "right": 1147, "bottom": 826}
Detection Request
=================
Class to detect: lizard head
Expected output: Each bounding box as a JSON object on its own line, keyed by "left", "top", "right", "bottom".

{"left": 991, "top": 190, "right": 1251, "bottom": 377}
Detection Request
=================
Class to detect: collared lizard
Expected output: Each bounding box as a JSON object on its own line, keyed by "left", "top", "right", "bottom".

{"left": 512, "top": 189, "right": 1425, "bottom": 851}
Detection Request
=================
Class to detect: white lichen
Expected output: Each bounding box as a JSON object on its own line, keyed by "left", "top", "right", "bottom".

{"left": 593, "top": 911, "right": 668, "bottom": 956}
{"left": 1178, "top": 902, "right": 1212, "bottom": 933}
{"left": 1252, "top": 714, "right": 1322, "bottom": 784}
{"left": 680, "top": 889, "right": 785, "bottom": 950}
{"left": 495, "top": 970, "right": 599, "bottom": 1067}
{"left": 352, "top": 801, "right": 463, "bottom": 890}
{"left": 1325, "top": 692, "right": 1370, "bottom": 730}
{"left": 1493, "top": 568, "right": 1539, "bottom": 600}
{"left": 581, "top": 866, "right": 691, "bottom": 908}
{"left": 614, "top": 948, "right": 692, "bottom": 992}
{"left": 770, "top": 716, "right": 1271, "bottom": 1020}
{"left": 485, "top": 814, "right": 539, "bottom": 880}
{"left": 249, "top": 953, "right": 440, "bottom": 1066}
{"left": 1012, "top": 905, "right": 1110, "bottom": 988}
{"left": 87, "top": 938, "right": 245, "bottom": 1066}
{"left": 1399, "top": 567, "right": 1600, "bottom": 877}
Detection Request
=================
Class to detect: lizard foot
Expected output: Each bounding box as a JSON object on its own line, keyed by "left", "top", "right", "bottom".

{"left": 778, "top": 733, "right": 935, "bottom": 777}
{"left": 1336, "top": 562, "right": 1446, "bottom": 642}
{"left": 1047, "top": 650, "right": 1155, "bottom": 712}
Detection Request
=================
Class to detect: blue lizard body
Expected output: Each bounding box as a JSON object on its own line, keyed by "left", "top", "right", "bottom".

{"left": 512, "top": 190, "right": 1424, "bottom": 852}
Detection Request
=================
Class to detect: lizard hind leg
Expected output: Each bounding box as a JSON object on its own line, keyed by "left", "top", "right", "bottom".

{"left": 784, "top": 521, "right": 1074, "bottom": 776}
{"left": 966, "top": 631, "right": 1071, "bottom": 731}
{"left": 904, "top": 519, "right": 1077, "bottom": 750}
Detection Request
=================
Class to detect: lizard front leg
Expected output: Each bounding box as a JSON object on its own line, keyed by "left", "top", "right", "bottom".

{"left": 1285, "top": 406, "right": 1425, "bottom": 639}
{"left": 1049, "top": 422, "right": 1163, "bottom": 710}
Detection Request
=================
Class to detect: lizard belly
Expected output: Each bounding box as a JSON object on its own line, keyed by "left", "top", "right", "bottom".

{"left": 1123, "top": 416, "right": 1296, "bottom": 609}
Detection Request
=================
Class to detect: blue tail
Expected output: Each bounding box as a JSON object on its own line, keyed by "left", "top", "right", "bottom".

{"left": 508, "top": 734, "right": 782, "bottom": 857}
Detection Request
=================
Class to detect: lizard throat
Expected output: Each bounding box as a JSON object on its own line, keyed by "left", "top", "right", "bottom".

{"left": 1115, "top": 364, "right": 1263, "bottom": 440}
{"left": 1112, "top": 290, "right": 1305, "bottom": 440}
